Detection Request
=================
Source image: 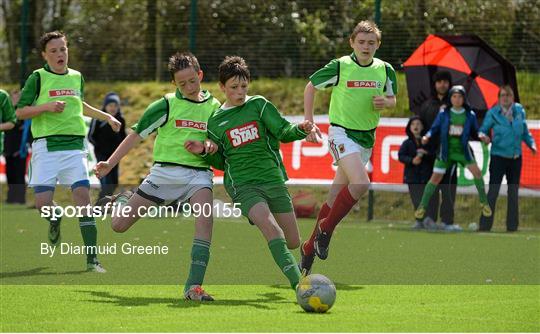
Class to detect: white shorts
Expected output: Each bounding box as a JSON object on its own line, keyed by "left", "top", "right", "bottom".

{"left": 137, "top": 164, "right": 213, "bottom": 204}
{"left": 328, "top": 125, "right": 372, "bottom": 166}
{"left": 28, "top": 139, "right": 89, "bottom": 190}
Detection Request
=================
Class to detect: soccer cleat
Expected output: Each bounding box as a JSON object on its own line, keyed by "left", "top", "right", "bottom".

{"left": 48, "top": 219, "right": 61, "bottom": 246}
{"left": 414, "top": 206, "right": 426, "bottom": 220}
{"left": 184, "top": 285, "right": 214, "bottom": 301}
{"left": 299, "top": 242, "right": 315, "bottom": 275}
{"left": 96, "top": 190, "right": 134, "bottom": 207}
{"left": 95, "top": 195, "right": 114, "bottom": 207}
{"left": 481, "top": 204, "right": 492, "bottom": 217}
{"left": 314, "top": 222, "right": 331, "bottom": 260}
{"left": 87, "top": 261, "right": 107, "bottom": 273}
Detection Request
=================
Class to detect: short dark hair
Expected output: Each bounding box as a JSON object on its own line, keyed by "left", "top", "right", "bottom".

{"left": 433, "top": 70, "right": 452, "bottom": 83}
{"left": 167, "top": 52, "right": 200, "bottom": 79}
{"left": 39, "top": 31, "right": 66, "bottom": 51}
{"left": 218, "top": 56, "right": 250, "bottom": 85}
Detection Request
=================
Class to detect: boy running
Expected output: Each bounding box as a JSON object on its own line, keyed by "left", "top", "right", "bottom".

{"left": 415, "top": 85, "right": 491, "bottom": 227}
{"left": 185, "top": 56, "right": 313, "bottom": 291}
{"left": 94, "top": 52, "right": 220, "bottom": 301}
{"left": 301, "top": 21, "right": 397, "bottom": 273}
{"left": 16, "top": 31, "right": 121, "bottom": 272}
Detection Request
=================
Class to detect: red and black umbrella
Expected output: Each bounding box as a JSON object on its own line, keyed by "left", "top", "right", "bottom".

{"left": 403, "top": 34, "right": 518, "bottom": 116}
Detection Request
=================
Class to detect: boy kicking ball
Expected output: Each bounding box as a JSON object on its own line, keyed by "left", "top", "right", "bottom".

{"left": 185, "top": 56, "right": 313, "bottom": 292}
{"left": 94, "top": 52, "right": 221, "bottom": 301}
{"left": 16, "top": 31, "right": 121, "bottom": 272}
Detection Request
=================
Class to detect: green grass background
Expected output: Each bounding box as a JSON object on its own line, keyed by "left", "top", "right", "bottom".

{"left": 1, "top": 204, "right": 539, "bottom": 332}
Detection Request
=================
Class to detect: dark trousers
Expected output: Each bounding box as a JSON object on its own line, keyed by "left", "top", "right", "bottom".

{"left": 5, "top": 155, "right": 27, "bottom": 204}
{"left": 96, "top": 153, "right": 119, "bottom": 198}
{"left": 435, "top": 167, "right": 458, "bottom": 224}
{"left": 407, "top": 183, "right": 438, "bottom": 219}
{"left": 479, "top": 155, "right": 522, "bottom": 232}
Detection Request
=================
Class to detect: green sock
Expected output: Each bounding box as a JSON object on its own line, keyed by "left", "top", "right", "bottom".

{"left": 474, "top": 178, "right": 488, "bottom": 204}
{"left": 79, "top": 216, "right": 97, "bottom": 264}
{"left": 184, "top": 239, "right": 211, "bottom": 293}
{"left": 419, "top": 182, "right": 437, "bottom": 209}
{"left": 268, "top": 238, "right": 301, "bottom": 290}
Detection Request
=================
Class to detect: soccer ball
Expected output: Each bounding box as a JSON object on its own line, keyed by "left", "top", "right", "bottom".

{"left": 296, "top": 274, "right": 336, "bottom": 313}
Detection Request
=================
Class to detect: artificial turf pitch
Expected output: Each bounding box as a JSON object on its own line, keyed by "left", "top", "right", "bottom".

{"left": 1, "top": 204, "right": 539, "bottom": 332}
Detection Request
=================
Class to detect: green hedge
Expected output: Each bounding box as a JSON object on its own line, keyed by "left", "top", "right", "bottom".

{"left": 2, "top": 71, "right": 539, "bottom": 120}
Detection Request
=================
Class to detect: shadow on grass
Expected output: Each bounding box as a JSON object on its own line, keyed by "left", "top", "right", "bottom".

{"left": 0, "top": 267, "right": 87, "bottom": 280}
{"left": 270, "top": 283, "right": 364, "bottom": 291}
{"left": 77, "top": 289, "right": 292, "bottom": 310}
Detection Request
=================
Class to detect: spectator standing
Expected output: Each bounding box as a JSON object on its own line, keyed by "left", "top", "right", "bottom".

{"left": 417, "top": 70, "right": 458, "bottom": 228}
{"left": 398, "top": 116, "right": 437, "bottom": 229}
{"left": 88, "top": 92, "right": 126, "bottom": 199}
{"left": 478, "top": 85, "right": 537, "bottom": 232}
{"left": 4, "top": 90, "right": 29, "bottom": 204}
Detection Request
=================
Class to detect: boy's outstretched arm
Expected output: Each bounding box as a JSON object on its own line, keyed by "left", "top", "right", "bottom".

{"left": 184, "top": 137, "right": 226, "bottom": 171}
{"left": 94, "top": 133, "right": 142, "bottom": 178}
{"left": 83, "top": 102, "right": 121, "bottom": 132}
{"left": 261, "top": 99, "right": 309, "bottom": 143}
{"left": 303, "top": 82, "right": 322, "bottom": 143}
{"left": 470, "top": 112, "right": 480, "bottom": 140}
{"left": 424, "top": 110, "right": 443, "bottom": 142}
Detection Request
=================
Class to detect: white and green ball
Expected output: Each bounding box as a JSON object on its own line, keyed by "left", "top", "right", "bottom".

{"left": 296, "top": 274, "right": 336, "bottom": 313}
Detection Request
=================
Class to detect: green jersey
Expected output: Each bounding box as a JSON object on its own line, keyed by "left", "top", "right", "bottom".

{"left": 204, "top": 95, "right": 307, "bottom": 193}
{"left": 132, "top": 89, "right": 220, "bottom": 168}
{"left": 17, "top": 64, "right": 86, "bottom": 151}
{"left": 0, "top": 89, "right": 17, "bottom": 153}
{"left": 309, "top": 53, "right": 397, "bottom": 148}
{"left": 448, "top": 108, "right": 467, "bottom": 154}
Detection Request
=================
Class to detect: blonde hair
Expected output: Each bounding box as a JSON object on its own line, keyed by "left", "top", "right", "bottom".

{"left": 351, "top": 20, "right": 381, "bottom": 41}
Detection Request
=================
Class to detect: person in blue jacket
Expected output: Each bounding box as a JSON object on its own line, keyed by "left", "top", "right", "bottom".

{"left": 415, "top": 85, "right": 491, "bottom": 231}
{"left": 478, "top": 85, "right": 537, "bottom": 232}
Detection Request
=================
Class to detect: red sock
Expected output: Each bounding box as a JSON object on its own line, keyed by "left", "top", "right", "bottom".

{"left": 302, "top": 202, "right": 331, "bottom": 256}
{"left": 320, "top": 187, "right": 357, "bottom": 234}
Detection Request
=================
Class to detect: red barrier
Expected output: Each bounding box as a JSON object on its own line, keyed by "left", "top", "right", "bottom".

{"left": 221, "top": 116, "right": 540, "bottom": 189}
{"left": 2, "top": 116, "right": 539, "bottom": 189}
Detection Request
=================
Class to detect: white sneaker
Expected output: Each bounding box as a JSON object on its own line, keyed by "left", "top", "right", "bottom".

{"left": 423, "top": 217, "right": 437, "bottom": 230}
{"left": 412, "top": 220, "right": 424, "bottom": 229}
{"left": 87, "top": 261, "right": 107, "bottom": 273}
{"left": 444, "top": 224, "right": 463, "bottom": 232}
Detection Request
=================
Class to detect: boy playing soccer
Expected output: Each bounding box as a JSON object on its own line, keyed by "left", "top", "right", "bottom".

{"left": 16, "top": 31, "right": 121, "bottom": 272}
{"left": 415, "top": 85, "right": 491, "bottom": 229}
{"left": 300, "top": 21, "right": 397, "bottom": 273}
{"left": 94, "top": 52, "right": 220, "bottom": 301}
{"left": 185, "top": 56, "right": 313, "bottom": 291}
